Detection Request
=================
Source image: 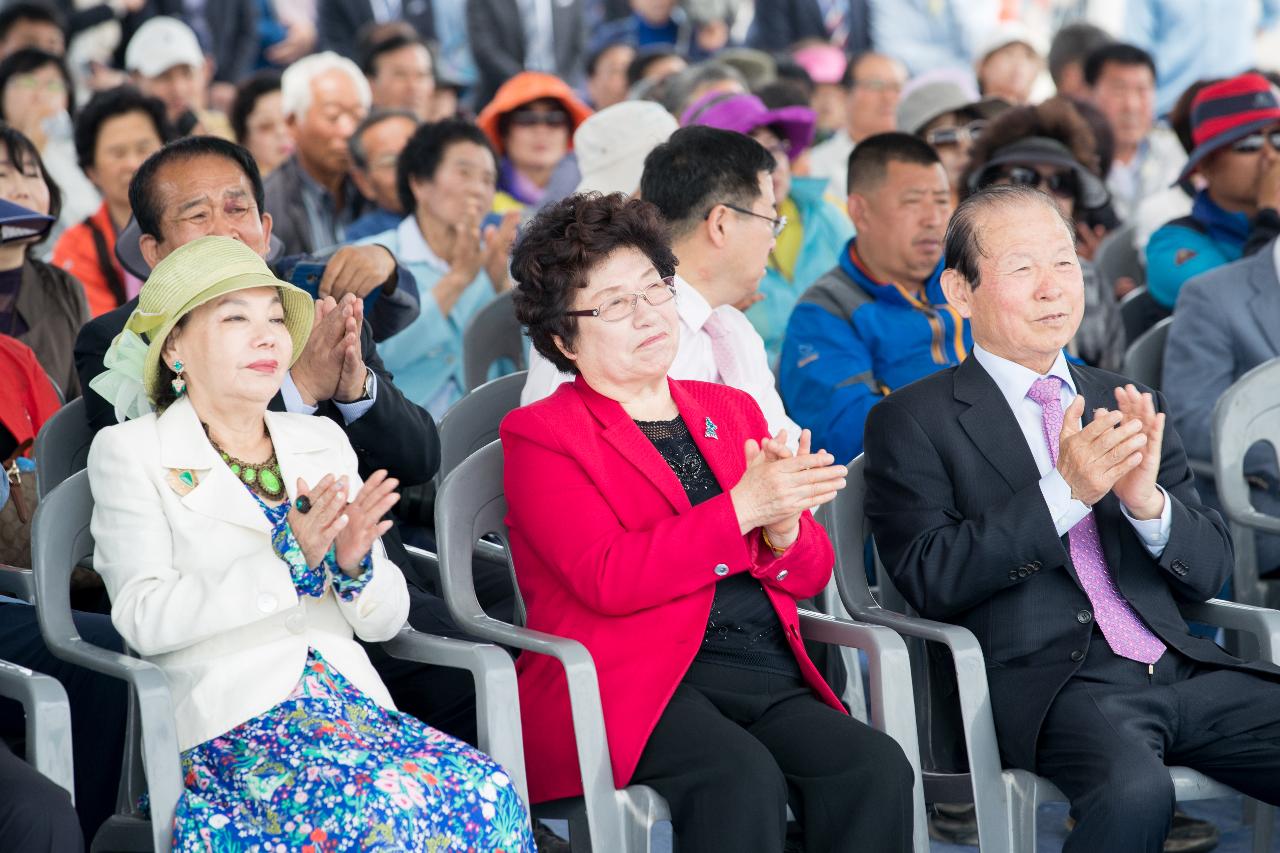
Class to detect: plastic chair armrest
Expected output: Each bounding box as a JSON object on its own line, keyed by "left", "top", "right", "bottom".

{"left": 0, "top": 660, "right": 73, "bottom": 795}
{"left": 1179, "top": 598, "right": 1280, "bottom": 663}
{"left": 381, "top": 627, "right": 528, "bottom": 805}
{"left": 403, "top": 545, "right": 442, "bottom": 591}
{"left": 0, "top": 565, "right": 32, "bottom": 601}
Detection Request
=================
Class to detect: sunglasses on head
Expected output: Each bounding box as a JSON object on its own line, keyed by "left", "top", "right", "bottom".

{"left": 925, "top": 120, "right": 987, "bottom": 148}
{"left": 509, "top": 109, "right": 570, "bottom": 128}
{"left": 1229, "top": 129, "right": 1280, "bottom": 153}
{"left": 989, "top": 165, "right": 1079, "bottom": 199}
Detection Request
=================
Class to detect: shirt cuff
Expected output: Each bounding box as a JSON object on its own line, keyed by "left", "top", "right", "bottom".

{"left": 333, "top": 371, "right": 378, "bottom": 425}
{"left": 280, "top": 373, "right": 319, "bottom": 416}
{"left": 327, "top": 549, "right": 374, "bottom": 601}
{"left": 1121, "top": 485, "right": 1172, "bottom": 557}
{"left": 270, "top": 515, "right": 327, "bottom": 598}
{"left": 1039, "top": 469, "right": 1091, "bottom": 536}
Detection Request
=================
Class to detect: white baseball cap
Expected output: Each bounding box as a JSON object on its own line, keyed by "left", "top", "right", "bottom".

{"left": 125, "top": 17, "right": 204, "bottom": 78}
{"left": 573, "top": 101, "right": 679, "bottom": 196}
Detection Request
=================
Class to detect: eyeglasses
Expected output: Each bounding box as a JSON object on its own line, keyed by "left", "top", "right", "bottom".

{"left": 988, "top": 165, "right": 1079, "bottom": 199}
{"left": 710, "top": 202, "right": 788, "bottom": 237}
{"left": 509, "top": 109, "right": 570, "bottom": 128}
{"left": 1229, "top": 129, "right": 1280, "bottom": 154}
{"left": 852, "top": 79, "right": 902, "bottom": 94}
{"left": 925, "top": 120, "right": 987, "bottom": 148}
{"left": 564, "top": 277, "right": 677, "bottom": 322}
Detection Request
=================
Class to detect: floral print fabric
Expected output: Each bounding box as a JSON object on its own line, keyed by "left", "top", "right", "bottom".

{"left": 172, "top": 649, "right": 536, "bottom": 852}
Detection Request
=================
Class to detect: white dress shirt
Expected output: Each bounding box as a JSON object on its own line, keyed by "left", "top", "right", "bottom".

{"left": 521, "top": 275, "right": 802, "bottom": 447}
{"left": 971, "top": 343, "right": 1172, "bottom": 556}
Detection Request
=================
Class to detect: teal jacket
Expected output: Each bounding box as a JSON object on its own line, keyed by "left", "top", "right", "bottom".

{"left": 746, "top": 176, "right": 854, "bottom": 366}
{"left": 358, "top": 217, "right": 502, "bottom": 418}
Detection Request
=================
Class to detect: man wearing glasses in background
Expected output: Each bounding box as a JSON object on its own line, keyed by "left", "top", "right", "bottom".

{"left": 1146, "top": 72, "right": 1280, "bottom": 309}
{"left": 808, "top": 52, "right": 907, "bottom": 200}
{"left": 520, "top": 126, "right": 802, "bottom": 449}
{"left": 780, "top": 132, "right": 966, "bottom": 465}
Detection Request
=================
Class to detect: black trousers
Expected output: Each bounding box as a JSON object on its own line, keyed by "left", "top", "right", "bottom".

{"left": 0, "top": 739, "right": 83, "bottom": 852}
{"left": 630, "top": 659, "right": 914, "bottom": 853}
{"left": 1035, "top": 635, "right": 1280, "bottom": 853}
{"left": 0, "top": 603, "right": 126, "bottom": 847}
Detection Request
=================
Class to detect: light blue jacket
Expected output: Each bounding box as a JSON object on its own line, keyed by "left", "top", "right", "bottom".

{"left": 357, "top": 216, "right": 501, "bottom": 418}
{"left": 746, "top": 176, "right": 854, "bottom": 367}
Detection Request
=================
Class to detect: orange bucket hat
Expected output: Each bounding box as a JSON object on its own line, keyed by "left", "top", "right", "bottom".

{"left": 476, "top": 71, "right": 594, "bottom": 156}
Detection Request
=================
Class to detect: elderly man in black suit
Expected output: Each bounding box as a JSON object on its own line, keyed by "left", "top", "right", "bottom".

{"left": 865, "top": 184, "right": 1280, "bottom": 853}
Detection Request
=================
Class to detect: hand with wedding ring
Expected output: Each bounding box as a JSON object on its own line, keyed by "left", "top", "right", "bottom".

{"left": 729, "top": 428, "right": 848, "bottom": 547}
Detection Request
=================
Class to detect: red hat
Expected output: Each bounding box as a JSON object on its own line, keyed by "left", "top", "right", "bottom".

{"left": 475, "top": 72, "right": 594, "bottom": 156}
{"left": 1177, "top": 72, "right": 1280, "bottom": 183}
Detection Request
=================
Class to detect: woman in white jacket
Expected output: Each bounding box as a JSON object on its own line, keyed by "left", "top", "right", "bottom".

{"left": 87, "top": 236, "right": 534, "bottom": 852}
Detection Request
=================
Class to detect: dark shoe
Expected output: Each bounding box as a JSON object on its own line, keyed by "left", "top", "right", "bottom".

{"left": 1063, "top": 809, "right": 1219, "bottom": 853}
{"left": 533, "top": 820, "right": 571, "bottom": 853}
{"left": 928, "top": 802, "right": 979, "bottom": 846}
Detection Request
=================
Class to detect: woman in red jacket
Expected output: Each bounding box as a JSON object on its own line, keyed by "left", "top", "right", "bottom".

{"left": 500, "top": 191, "right": 914, "bottom": 853}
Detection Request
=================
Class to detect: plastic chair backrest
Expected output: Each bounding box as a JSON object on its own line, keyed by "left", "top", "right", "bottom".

{"left": 1118, "top": 285, "right": 1170, "bottom": 343}
{"left": 463, "top": 291, "right": 526, "bottom": 392}
{"left": 1094, "top": 221, "right": 1143, "bottom": 292}
{"left": 1212, "top": 357, "right": 1280, "bottom": 606}
{"left": 34, "top": 397, "right": 93, "bottom": 500}
{"left": 1122, "top": 316, "right": 1173, "bottom": 391}
{"left": 438, "top": 371, "right": 528, "bottom": 483}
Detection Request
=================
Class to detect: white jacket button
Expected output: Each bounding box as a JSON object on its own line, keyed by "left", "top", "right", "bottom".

{"left": 257, "top": 593, "right": 277, "bottom": 613}
{"left": 713, "top": 563, "right": 729, "bottom": 576}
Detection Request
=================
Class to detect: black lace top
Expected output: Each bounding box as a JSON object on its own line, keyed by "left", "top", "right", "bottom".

{"left": 634, "top": 416, "right": 800, "bottom": 676}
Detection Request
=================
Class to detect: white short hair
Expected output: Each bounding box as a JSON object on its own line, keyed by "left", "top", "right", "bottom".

{"left": 280, "top": 52, "right": 372, "bottom": 120}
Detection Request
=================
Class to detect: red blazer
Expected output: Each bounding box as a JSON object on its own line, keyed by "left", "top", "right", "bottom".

{"left": 500, "top": 375, "right": 844, "bottom": 804}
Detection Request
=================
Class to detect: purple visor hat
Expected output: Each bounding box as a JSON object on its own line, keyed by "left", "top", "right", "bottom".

{"left": 680, "top": 91, "right": 817, "bottom": 161}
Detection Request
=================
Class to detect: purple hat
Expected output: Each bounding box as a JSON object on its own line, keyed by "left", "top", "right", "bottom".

{"left": 680, "top": 91, "right": 817, "bottom": 161}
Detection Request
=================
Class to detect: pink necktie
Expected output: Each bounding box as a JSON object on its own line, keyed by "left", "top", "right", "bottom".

{"left": 704, "top": 311, "right": 745, "bottom": 389}
{"left": 1026, "top": 376, "right": 1166, "bottom": 666}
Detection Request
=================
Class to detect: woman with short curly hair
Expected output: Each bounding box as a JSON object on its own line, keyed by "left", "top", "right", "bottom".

{"left": 500, "top": 191, "right": 915, "bottom": 853}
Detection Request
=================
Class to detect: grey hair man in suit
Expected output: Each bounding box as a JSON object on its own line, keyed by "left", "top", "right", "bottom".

{"left": 865, "top": 184, "right": 1280, "bottom": 852}
{"left": 1164, "top": 239, "right": 1280, "bottom": 580}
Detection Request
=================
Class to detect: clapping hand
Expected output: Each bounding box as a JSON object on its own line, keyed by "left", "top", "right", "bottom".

{"left": 729, "top": 428, "right": 847, "bottom": 549}
{"left": 288, "top": 474, "right": 349, "bottom": 569}
{"left": 1109, "top": 385, "right": 1166, "bottom": 520}
{"left": 1056, "top": 395, "right": 1147, "bottom": 508}
{"left": 291, "top": 294, "right": 364, "bottom": 404}
{"left": 333, "top": 470, "right": 400, "bottom": 575}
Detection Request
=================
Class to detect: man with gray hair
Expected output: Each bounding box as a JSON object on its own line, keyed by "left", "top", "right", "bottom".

{"left": 264, "top": 51, "right": 372, "bottom": 256}
{"left": 865, "top": 183, "right": 1280, "bottom": 852}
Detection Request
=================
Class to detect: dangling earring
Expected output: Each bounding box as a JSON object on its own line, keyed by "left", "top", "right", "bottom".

{"left": 171, "top": 360, "right": 186, "bottom": 396}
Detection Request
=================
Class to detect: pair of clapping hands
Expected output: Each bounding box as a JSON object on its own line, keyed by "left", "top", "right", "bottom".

{"left": 287, "top": 471, "right": 400, "bottom": 576}
{"left": 730, "top": 429, "right": 847, "bottom": 552}
{"left": 1057, "top": 385, "right": 1165, "bottom": 520}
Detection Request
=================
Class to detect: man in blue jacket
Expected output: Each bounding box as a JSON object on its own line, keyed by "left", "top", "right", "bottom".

{"left": 780, "top": 132, "right": 970, "bottom": 463}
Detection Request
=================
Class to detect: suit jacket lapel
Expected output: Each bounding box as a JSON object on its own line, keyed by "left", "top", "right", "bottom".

{"left": 265, "top": 408, "right": 335, "bottom": 505}
{"left": 573, "top": 376, "right": 691, "bottom": 513}
{"left": 953, "top": 356, "right": 1041, "bottom": 493}
{"left": 157, "top": 398, "right": 269, "bottom": 534}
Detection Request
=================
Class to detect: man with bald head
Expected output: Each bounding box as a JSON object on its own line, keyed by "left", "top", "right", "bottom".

{"left": 865, "top": 184, "right": 1280, "bottom": 852}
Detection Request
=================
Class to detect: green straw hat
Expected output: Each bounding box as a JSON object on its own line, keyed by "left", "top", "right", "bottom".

{"left": 125, "top": 235, "right": 314, "bottom": 401}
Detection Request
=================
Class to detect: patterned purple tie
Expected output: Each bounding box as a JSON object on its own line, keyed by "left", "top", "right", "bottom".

{"left": 1026, "top": 376, "right": 1166, "bottom": 666}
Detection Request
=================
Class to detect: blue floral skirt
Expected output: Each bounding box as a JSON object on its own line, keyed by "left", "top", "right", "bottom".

{"left": 172, "top": 648, "right": 536, "bottom": 852}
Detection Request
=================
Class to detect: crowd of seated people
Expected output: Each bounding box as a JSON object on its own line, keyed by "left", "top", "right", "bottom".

{"left": 6, "top": 2, "right": 1280, "bottom": 851}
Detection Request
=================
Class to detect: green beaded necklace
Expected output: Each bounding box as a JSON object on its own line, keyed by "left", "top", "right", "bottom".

{"left": 203, "top": 425, "right": 285, "bottom": 501}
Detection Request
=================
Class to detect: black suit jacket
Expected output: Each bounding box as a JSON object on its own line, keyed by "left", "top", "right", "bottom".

{"left": 319, "top": 0, "right": 437, "bottom": 60}
{"left": 74, "top": 295, "right": 441, "bottom": 592}
{"left": 748, "top": 0, "right": 871, "bottom": 54}
{"left": 465, "top": 0, "right": 586, "bottom": 109}
{"left": 863, "top": 355, "right": 1277, "bottom": 771}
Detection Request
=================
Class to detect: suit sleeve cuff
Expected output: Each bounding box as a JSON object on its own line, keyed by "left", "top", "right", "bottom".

{"left": 333, "top": 371, "right": 378, "bottom": 425}
{"left": 1039, "top": 469, "right": 1090, "bottom": 536}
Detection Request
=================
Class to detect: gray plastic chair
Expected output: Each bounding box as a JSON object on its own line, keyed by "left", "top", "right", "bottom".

{"left": 1122, "top": 315, "right": 1173, "bottom": 392}
{"left": 33, "top": 470, "right": 529, "bottom": 851}
{"left": 34, "top": 396, "right": 93, "bottom": 500}
{"left": 1095, "top": 222, "right": 1143, "bottom": 292}
{"left": 1119, "top": 284, "right": 1171, "bottom": 344}
{"left": 438, "top": 371, "right": 527, "bottom": 482}
{"left": 434, "top": 440, "right": 929, "bottom": 852}
{"left": 463, "top": 290, "right": 526, "bottom": 392}
{"left": 829, "top": 455, "right": 1277, "bottom": 853}
{"left": 0, "top": 656, "right": 75, "bottom": 797}
{"left": 1212, "top": 356, "right": 1280, "bottom": 610}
